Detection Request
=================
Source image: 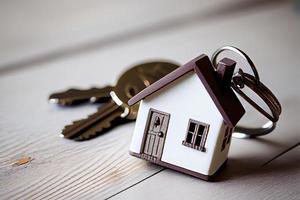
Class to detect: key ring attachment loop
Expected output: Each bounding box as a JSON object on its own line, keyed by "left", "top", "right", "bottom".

{"left": 212, "top": 46, "right": 282, "bottom": 138}
{"left": 212, "top": 46, "right": 261, "bottom": 83}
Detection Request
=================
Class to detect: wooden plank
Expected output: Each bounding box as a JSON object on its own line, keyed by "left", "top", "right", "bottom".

{"left": 111, "top": 145, "right": 300, "bottom": 200}
{"left": 0, "top": 1, "right": 299, "bottom": 199}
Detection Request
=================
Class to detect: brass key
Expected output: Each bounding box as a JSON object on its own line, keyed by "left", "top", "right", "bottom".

{"left": 59, "top": 61, "right": 179, "bottom": 140}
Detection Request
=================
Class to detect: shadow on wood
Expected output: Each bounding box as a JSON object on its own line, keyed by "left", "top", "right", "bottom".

{"left": 214, "top": 141, "right": 300, "bottom": 182}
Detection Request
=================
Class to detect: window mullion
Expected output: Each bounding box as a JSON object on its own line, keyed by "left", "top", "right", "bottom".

{"left": 192, "top": 123, "right": 199, "bottom": 145}
{"left": 199, "top": 127, "right": 207, "bottom": 149}
{"left": 202, "top": 127, "right": 208, "bottom": 147}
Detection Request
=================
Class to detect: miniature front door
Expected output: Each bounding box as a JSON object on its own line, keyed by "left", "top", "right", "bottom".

{"left": 142, "top": 109, "right": 170, "bottom": 160}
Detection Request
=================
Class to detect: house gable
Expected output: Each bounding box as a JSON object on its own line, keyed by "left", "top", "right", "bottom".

{"left": 194, "top": 57, "right": 245, "bottom": 127}
{"left": 128, "top": 54, "right": 245, "bottom": 127}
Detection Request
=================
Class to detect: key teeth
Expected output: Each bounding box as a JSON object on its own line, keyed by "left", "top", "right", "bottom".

{"left": 77, "top": 111, "right": 136, "bottom": 140}
{"left": 61, "top": 110, "right": 107, "bottom": 140}
{"left": 61, "top": 99, "right": 131, "bottom": 141}
{"left": 64, "top": 116, "right": 92, "bottom": 130}
{"left": 72, "top": 120, "right": 83, "bottom": 125}
{"left": 63, "top": 120, "right": 81, "bottom": 131}
{"left": 77, "top": 119, "right": 115, "bottom": 141}
{"left": 77, "top": 122, "right": 112, "bottom": 141}
{"left": 62, "top": 120, "right": 84, "bottom": 138}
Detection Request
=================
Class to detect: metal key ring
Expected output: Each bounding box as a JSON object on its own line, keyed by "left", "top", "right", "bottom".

{"left": 211, "top": 46, "right": 282, "bottom": 138}
{"left": 212, "top": 46, "right": 261, "bottom": 82}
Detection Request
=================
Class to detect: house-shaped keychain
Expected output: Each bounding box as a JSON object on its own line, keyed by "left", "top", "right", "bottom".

{"left": 128, "top": 54, "right": 245, "bottom": 180}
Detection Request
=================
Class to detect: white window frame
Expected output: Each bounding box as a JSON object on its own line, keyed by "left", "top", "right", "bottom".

{"left": 182, "top": 119, "right": 209, "bottom": 152}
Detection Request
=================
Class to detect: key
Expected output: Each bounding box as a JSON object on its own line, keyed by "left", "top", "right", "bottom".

{"left": 62, "top": 100, "right": 130, "bottom": 140}
{"left": 62, "top": 61, "right": 179, "bottom": 140}
{"left": 49, "top": 62, "right": 179, "bottom": 106}
{"left": 49, "top": 86, "right": 113, "bottom": 105}
{"left": 61, "top": 61, "right": 179, "bottom": 140}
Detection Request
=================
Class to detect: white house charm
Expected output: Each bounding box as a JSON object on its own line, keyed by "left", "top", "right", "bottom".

{"left": 127, "top": 54, "right": 245, "bottom": 181}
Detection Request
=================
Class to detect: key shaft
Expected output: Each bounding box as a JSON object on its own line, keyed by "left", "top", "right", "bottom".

{"left": 62, "top": 100, "right": 127, "bottom": 139}
{"left": 49, "top": 86, "right": 113, "bottom": 105}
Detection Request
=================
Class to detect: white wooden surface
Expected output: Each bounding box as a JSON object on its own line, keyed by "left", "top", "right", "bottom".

{"left": 0, "top": 0, "right": 299, "bottom": 199}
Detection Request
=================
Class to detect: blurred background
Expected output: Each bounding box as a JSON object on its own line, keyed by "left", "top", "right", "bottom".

{"left": 0, "top": 0, "right": 299, "bottom": 74}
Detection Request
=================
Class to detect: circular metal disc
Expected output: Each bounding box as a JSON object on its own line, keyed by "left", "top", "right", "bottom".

{"left": 114, "top": 61, "right": 179, "bottom": 105}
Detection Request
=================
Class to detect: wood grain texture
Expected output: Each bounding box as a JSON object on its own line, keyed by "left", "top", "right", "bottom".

{"left": 0, "top": 1, "right": 299, "bottom": 200}
{"left": 112, "top": 145, "right": 300, "bottom": 200}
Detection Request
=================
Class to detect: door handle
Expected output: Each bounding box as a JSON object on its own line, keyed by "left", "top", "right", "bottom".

{"left": 158, "top": 131, "right": 164, "bottom": 138}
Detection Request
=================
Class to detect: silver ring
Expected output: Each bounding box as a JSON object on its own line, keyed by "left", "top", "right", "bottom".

{"left": 233, "top": 121, "right": 276, "bottom": 139}
{"left": 212, "top": 46, "right": 275, "bottom": 138}
{"left": 212, "top": 46, "right": 260, "bottom": 81}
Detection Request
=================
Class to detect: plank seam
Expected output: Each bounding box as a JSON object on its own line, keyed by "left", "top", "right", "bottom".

{"left": 105, "top": 168, "right": 165, "bottom": 200}
{"left": 261, "top": 141, "right": 300, "bottom": 167}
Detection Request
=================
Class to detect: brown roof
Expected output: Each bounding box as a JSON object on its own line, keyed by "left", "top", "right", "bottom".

{"left": 128, "top": 54, "right": 245, "bottom": 127}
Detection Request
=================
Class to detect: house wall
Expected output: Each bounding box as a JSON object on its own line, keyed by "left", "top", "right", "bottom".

{"left": 130, "top": 72, "right": 230, "bottom": 176}
{"left": 210, "top": 122, "right": 232, "bottom": 175}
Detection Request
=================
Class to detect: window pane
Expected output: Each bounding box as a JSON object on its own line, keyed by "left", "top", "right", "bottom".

{"left": 188, "top": 122, "right": 196, "bottom": 132}
{"left": 195, "top": 134, "right": 202, "bottom": 146}
{"left": 197, "top": 125, "right": 205, "bottom": 136}
{"left": 195, "top": 125, "right": 205, "bottom": 146}
{"left": 186, "top": 132, "right": 193, "bottom": 143}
